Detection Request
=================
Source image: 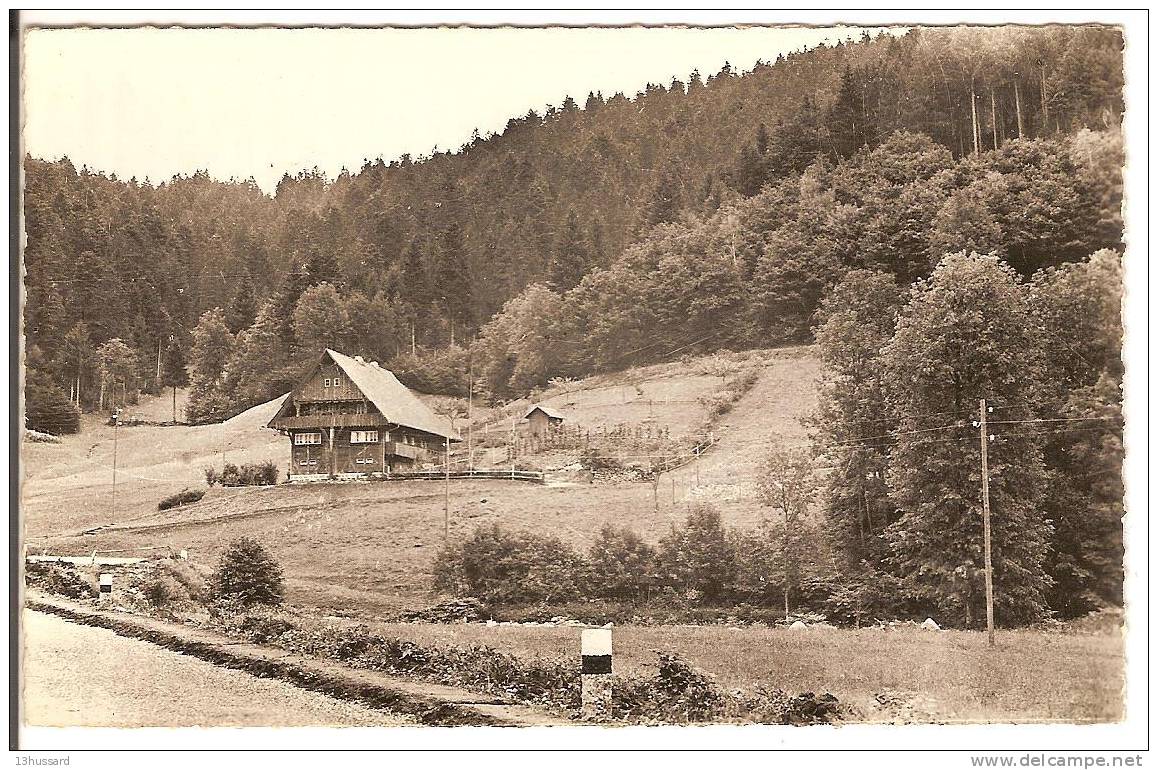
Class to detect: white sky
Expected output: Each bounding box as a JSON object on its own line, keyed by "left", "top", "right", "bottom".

{"left": 22, "top": 25, "right": 898, "bottom": 194}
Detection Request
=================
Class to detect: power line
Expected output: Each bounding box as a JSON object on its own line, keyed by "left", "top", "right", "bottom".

{"left": 814, "top": 407, "right": 972, "bottom": 430}
{"left": 986, "top": 416, "right": 1122, "bottom": 426}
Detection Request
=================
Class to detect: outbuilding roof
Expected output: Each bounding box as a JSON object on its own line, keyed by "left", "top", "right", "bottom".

{"left": 524, "top": 404, "right": 566, "bottom": 421}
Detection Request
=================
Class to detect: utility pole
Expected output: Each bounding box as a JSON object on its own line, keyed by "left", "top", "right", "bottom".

{"left": 510, "top": 412, "right": 516, "bottom": 479}
{"left": 979, "top": 399, "right": 995, "bottom": 647}
{"left": 467, "top": 349, "right": 474, "bottom": 471}
{"left": 444, "top": 436, "right": 450, "bottom": 540}
{"left": 111, "top": 411, "right": 119, "bottom": 519}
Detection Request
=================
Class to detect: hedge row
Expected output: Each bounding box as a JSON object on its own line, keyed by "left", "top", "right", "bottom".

{"left": 221, "top": 607, "right": 848, "bottom": 725}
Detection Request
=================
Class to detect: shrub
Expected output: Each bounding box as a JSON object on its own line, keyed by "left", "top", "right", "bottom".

{"left": 580, "top": 446, "right": 622, "bottom": 471}
{"left": 24, "top": 561, "right": 96, "bottom": 599}
{"left": 698, "top": 366, "right": 761, "bottom": 421}
{"left": 658, "top": 504, "right": 736, "bottom": 604}
{"left": 25, "top": 369, "right": 80, "bottom": 435}
{"left": 728, "top": 528, "right": 785, "bottom": 607}
{"left": 158, "top": 488, "right": 206, "bottom": 511}
{"left": 604, "top": 653, "right": 724, "bottom": 723}
{"left": 239, "top": 613, "right": 297, "bottom": 643}
{"left": 155, "top": 559, "right": 210, "bottom": 603}
{"left": 144, "top": 574, "right": 188, "bottom": 607}
{"left": 210, "top": 537, "right": 284, "bottom": 606}
{"left": 824, "top": 569, "right": 915, "bottom": 626}
{"left": 433, "top": 523, "right": 585, "bottom": 604}
{"left": 245, "top": 461, "right": 280, "bottom": 486}
{"left": 726, "top": 687, "right": 846, "bottom": 725}
{"left": 205, "top": 461, "right": 279, "bottom": 487}
{"left": 587, "top": 524, "right": 659, "bottom": 601}
{"left": 700, "top": 390, "right": 739, "bottom": 420}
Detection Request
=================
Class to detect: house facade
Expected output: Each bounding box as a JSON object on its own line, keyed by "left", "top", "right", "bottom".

{"left": 268, "top": 349, "right": 460, "bottom": 481}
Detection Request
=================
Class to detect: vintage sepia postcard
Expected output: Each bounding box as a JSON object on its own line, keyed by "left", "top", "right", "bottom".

{"left": 10, "top": 9, "right": 1149, "bottom": 761}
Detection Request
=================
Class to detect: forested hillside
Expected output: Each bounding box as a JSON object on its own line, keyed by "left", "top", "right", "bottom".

{"left": 22, "top": 25, "right": 1124, "bottom": 426}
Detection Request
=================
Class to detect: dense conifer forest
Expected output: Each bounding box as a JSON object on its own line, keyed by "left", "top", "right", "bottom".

{"left": 23, "top": 25, "right": 1122, "bottom": 418}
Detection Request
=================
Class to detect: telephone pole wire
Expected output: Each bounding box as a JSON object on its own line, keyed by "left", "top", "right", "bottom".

{"left": 979, "top": 398, "right": 996, "bottom": 647}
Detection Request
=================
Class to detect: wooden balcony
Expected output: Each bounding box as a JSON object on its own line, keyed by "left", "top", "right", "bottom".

{"left": 386, "top": 441, "right": 424, "bottom": 460}
{"left": 271, "top": 413, "right": 388, "bottom": 430}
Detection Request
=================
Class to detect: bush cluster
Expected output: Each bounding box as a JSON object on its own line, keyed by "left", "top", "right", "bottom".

{"left": 434, "top": 504, "right": 864, "bottom": 619}
{"left": 157, "top": 488, "right": 206, "bottom": 511}
{"left": 143, "top": 559, "right": 211, "bottom": 607}
{"left": 210, "top": 537, "right": 284, "bottom": 606}
{"left": 216, "top": 607, "right": 846, "bottom": 724}
{"left": 24, "top": 561, "right": 96, "bottom": 599}
{"left": 698, "top": 366, "right": 762, "bottom": 421}
{"left": 204, "top": 461, "right": 280, "bottom": 487}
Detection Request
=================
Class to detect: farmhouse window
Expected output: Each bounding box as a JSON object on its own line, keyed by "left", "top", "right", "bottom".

{"left": 323, "top": 378, "right": 331, "bottom": 387}
{"left": 294, "top": 432, "right": 322, "bottom": 445}
{"left": 350, "top": 430, "right": 378, "bottom": 444}
{"left": 334, "top": 376, "right": 342, "bottom": 388}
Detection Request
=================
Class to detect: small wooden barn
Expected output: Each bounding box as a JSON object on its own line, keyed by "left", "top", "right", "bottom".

{"left": 524, "top": 404, "right": 566, "bottom": 438}
{"left": 267, "top": 349, "right": 460, "bottom": 481}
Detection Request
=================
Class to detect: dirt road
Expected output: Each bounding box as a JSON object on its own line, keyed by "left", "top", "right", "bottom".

{"left": 21, "top": 610, "right": 412, "bottom": 728}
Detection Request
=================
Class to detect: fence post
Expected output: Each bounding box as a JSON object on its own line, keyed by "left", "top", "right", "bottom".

{"left": 581, "top": 627, "right": 613, "bottom": 718}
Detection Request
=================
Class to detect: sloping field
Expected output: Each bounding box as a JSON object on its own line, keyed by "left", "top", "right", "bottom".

{"left": 23, "top": 347, "right": 821, "bottom": 614}
{"left": 22, "top": 395, "right": 287, "bottom": 538}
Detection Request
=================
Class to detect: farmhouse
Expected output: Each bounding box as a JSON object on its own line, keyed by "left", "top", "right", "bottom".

{"left": 268, "top": 349, "right": 460, "bottom": 481}
{"left": 524, "top": 404, "right": 566, "bottom": 438}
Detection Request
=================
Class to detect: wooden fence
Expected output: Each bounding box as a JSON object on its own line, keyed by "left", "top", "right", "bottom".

{"left": 378, "top": 469, "right": 546, "bottom": 484}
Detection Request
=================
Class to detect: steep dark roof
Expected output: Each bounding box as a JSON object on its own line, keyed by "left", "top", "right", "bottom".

{"left": 269, "top": 349, "right": 460, "bottom": 440}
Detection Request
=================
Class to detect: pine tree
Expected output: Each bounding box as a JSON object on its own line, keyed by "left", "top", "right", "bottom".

{"left": 186, "top": 307, "right": 234, "bottom": 422}
{"left": 643, "top": 163, "right": 683, "bottom": 228}
{"left": 755, "top": 122, "right": 771, "bottom": 155}
{"left": 547, "top": 210, "right": 589, "bottom": 292}
{"left": 812, "top": 270, "right": 903, "bottom": 571}
{"left": 735, "top": 143, "right": 765, "bottom": 197}
{"left": 225, "top": 273, "right": 258, "bottom": 334}
{"left": 431, "top": 222, "right": 474, "bottom": 345}
{"left": 292, "top": 282, "right": 350, "bottom": 360}
{"left": 396, "top": 238, "right": 433, "bottom": 343}
{"left": 25, "top": 366, "right": 80, "bottom": 435}
{"left": 160, "top": 337, "right": 189, "bottom": 423}
{"left": 56, "top": 322, "right": 94, "bottom": 408}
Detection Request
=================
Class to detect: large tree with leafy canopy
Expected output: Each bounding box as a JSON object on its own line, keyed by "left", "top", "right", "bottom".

{"left": 880, "top": 252, "right": 1053, "bottom": 627}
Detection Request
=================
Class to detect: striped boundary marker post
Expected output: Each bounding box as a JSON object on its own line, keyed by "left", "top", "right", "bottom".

{"left": 581, "top": 627, "right": 612, "bottom": 717}
{"left": 98, "top": 572, "right": 113, "bottom": 602}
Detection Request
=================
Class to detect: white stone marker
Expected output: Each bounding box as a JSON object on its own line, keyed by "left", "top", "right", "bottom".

{"left": 581, "top": 627, "right": 612, "bottom": 717}
{"left": 98, "top": 572, "right": 113, "bottom": 602}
